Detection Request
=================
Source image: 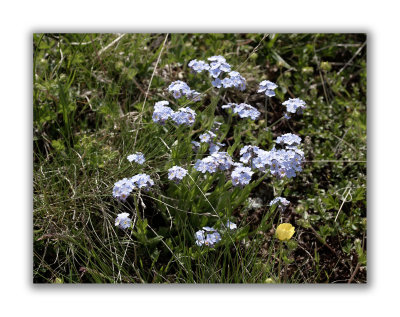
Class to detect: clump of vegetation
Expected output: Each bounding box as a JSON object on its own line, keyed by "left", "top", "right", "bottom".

{"left": 34, "top": 33, "right": 366, "bottom": 283}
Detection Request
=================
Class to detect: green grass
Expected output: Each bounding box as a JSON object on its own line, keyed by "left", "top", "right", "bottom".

{"left": 33, "top": 33, "right": 366, "bottom": 283}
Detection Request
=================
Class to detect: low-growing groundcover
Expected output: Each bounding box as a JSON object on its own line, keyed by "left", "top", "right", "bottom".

{"left": 33, "top": 33, "right": 366, "bottom": 283}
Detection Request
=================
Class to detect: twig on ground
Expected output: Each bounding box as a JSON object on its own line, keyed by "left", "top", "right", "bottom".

{"left": 335, "top": 185, "right": 352, "bottom": 222}
{"left": 347, "top": 262, "right": 361, "bottom": 284}
{"left": 98, "top": 33, "right": 126, "bottom": 56}
{"left": 237, "top": 34, "right": 269, "bottom": 71}
{"left": 337, "top": 41, "right": 366, "bottom": 75}
{"left": 133, "top": 34, "right": 169, "bottom": 147}
{"left": 308, "top": 225, "right": 338, "bottom": 256}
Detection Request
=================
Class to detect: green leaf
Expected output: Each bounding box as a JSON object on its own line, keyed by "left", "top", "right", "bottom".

{"left": 270, "top": 49, "right": 293, "bottom": 70}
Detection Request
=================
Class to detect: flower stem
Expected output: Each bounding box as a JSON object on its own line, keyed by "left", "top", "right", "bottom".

{"left": 133, "top": 194, "right": 141, "bottom": 220}
{"left": 268, "top": 116, "right": 285, "bottom": 130}
{"left": 284, "top": 261, "right": 288, "bottom": 283}
{"left": 278, "top": 241, "right": 283, "bottom": 283}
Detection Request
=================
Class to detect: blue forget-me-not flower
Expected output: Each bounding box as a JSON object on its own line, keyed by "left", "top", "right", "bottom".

{"left": 188, "top": 59, "right": 210, "bottom": 73}
{"left": 276, "top": 133, "right": 302, "bottom": 146}
{"left": 195, "top": 227, "right": 222, "bottom": 247}
{"left": 127, "top": 152, "right": 145, "bottom": 164}
{"left": 152, "top": 101, "right": 174, "bottom": 125}
{"left": 282, "top": 98, "right": 306, "bottom": 119}
{"left": 258, "top": 80, "right": 278, "bottom": 97}
{"left": 171, "top": 107, "right": 197, "bottom": 126}
{"left": 168, "top": 166, "right": 188, "bottom": 184}
{"left": 222, "top": 103, "right": 260, "bottom": 120}
{"left": 115, "top": 212, "right": 132, "bottom": 230}
{"left": 231, "top": 166, "right": 254, "bottom": 187}
{"left": 168, "top": 80, "right": 201, "bottom": 101}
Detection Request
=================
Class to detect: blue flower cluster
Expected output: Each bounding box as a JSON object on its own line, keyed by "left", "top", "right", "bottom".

{"left": 132, "top": 174, "right": 155, "bottom": 190}
{"left": 112, "top": 177, "right": 136, "bottom": 201}
{"left": 195, "top": 227, "right": 222, "bottom": 247}
{"left": 168, "top": 166, "right": 188, "bottom": 184}
{"left": 250, "top": 144, "right": 304, "bottom": 179}
{"left": 194, "top": 156, "right": 218, "bottom": 173}
{"left": 222, "top": 103, "right": 260, "bottom": 120}
{"left": 115, "top": 212, "right": 132, "bottom": 230}
{"left": 258, "top": 80, "right": 278, "bottom": 97}
{"left": 188, "top": 59, "right": 210, "bottom": 73}
{"left": 168, "top": 80, "right": 201, "bottom": 101}
{"left": 227, "top": 71, "right": 246, "bottom": 91}
{"left": 171, "top": 107, "right": 197, "bottom": 126}
{"left": 194, "top": 152, "right": 233, "bottom": 174}
{"left": 197, "top": 129, "right": 226, "bottom": 154}
{"left": 276, "top": 133, "right": 302, "bottom": 146}
{"left": 237, "top": 133, "right": 304, "bottom": 179}
{"left": 240, "top": 145, "right": 260, "bottom": 164}
{"left": 269, "top": 196, "right": 290, "bottom": 212}
{"left": 212, "top": 71, "right": 246, "bottom": 91}
{"left": 152, "top": 101, "right": 174, "bottom": 125}
{"left": 113, "top": 174, "right": 155, "bottom": 201}
{"left": 231, "top": 166, "right": 254, "bottom": 187}
{"left": 152, "top": 101, "right": 197, "bottom": 127}
{"left": 208, "top": 55, "right": 232, "bottom": 78}
{"left": 282, "top": 98, "right": 306, "bottom": 119}
{"left": 188, "top": 56, "right": 228, "bottom": 78}
{"left": 188, "top": 56, "right": 246, "bottom": 91}
{"left": 194, "top": 221, "right": 238, "bottom": 247}
{"left": 127, "top": 152, "right": 145, "bottom": 164}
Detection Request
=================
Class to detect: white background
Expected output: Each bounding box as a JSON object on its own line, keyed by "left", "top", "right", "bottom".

{"left": 0, "top": 0, "right": 396, "bottom": 316}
